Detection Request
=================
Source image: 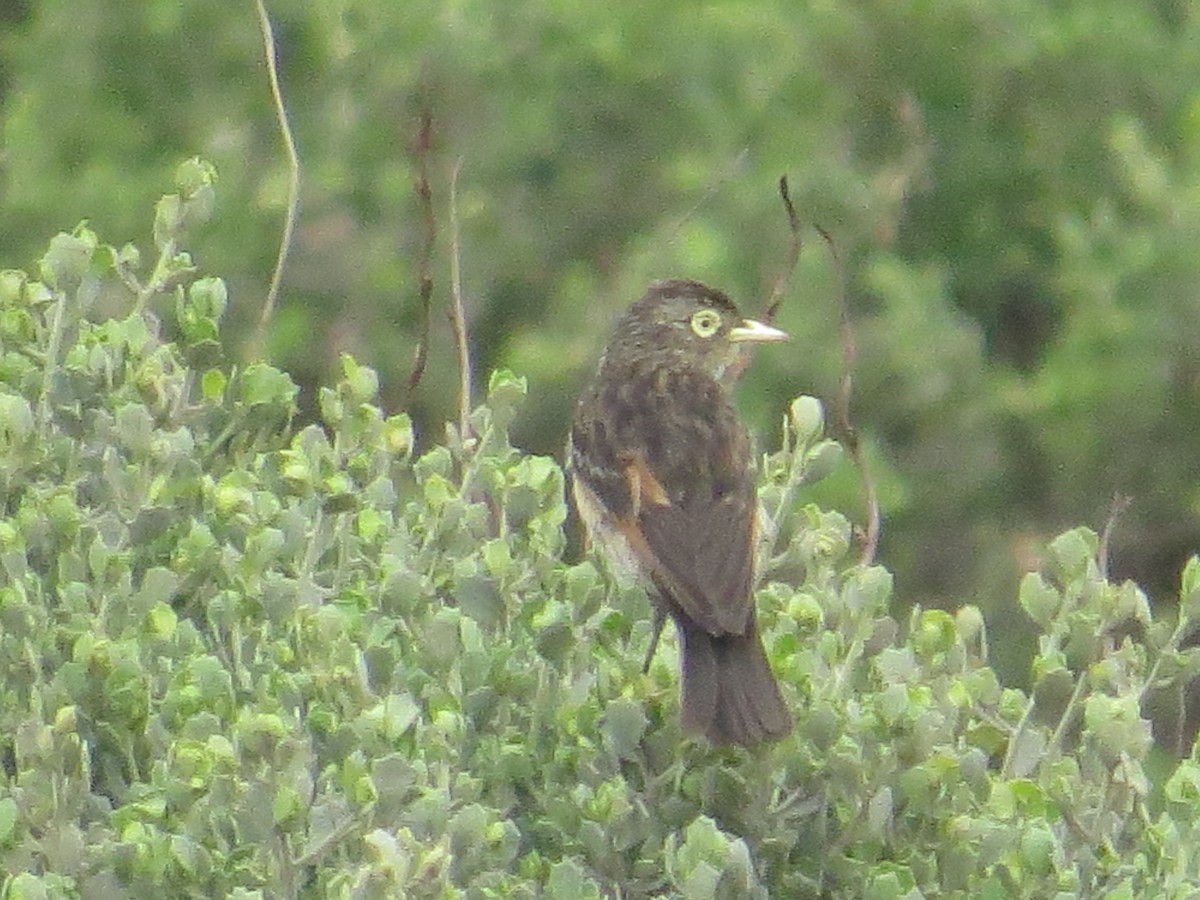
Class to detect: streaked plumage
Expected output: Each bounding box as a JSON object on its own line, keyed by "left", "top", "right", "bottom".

{"left": 569, "top": 280, "right": 791, "bottom": 746}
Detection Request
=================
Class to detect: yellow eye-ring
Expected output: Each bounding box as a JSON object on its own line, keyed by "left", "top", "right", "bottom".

{"left": 690, "top": 309, "right": 722, "bottom": 338}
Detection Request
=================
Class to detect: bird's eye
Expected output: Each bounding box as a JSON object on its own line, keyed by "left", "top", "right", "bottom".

{"left": 690, "top": 310, "right": 722, "bottom": 338}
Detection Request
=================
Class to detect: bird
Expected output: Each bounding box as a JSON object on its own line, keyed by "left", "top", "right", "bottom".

{"left": 569, "top": 279, "right": 792, "bottom": 746}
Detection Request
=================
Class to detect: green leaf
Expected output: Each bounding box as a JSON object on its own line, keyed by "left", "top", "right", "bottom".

{"left": 0, "top": 393, "right": 34, "bottom": 445}
{"left": 187, "top": 276, "right": 227, "bottom": 321}
{"left": 988, "top": 779, "right": 1047, "bottom": 819}
{"left": 955, "top": 604, "right": 984, "bottom": 643}
{"left": 913, "top": 609, "right": 956, "bottom": 658}
{"left": 238, "top": 363, "right": 299, "bottom": 409}
{"left": 1180, "top": 556, "right": 1200, "bottom": 624}
{"left": 788, "top": 395, "right": 825, "bottom": 445}
{"left": 6, "top": 873, "right": 50, "bottom": 900}
{"left": 384, "top": 414, "right": 414, "bottom": 456}
{"left": 603, "top": 697, "right": 647, "bottom": 759}
{"left": 116, "top": 402, "right": 155, "bottom": 457}
{"left": 455, "top": 574, "right": 503, "bottom": 629}
{"left": 341, "top": 353, "right": 379, "bottom": 403}
{"left": 1006, "top": 726, "right": 1047, "bottom": 779}
{"left": 801, "top": 440, "right": 843, "bottom": 485}
{"left": 199, "top": 368, "right": 227, "bottom": 403}
{"left": 273, "top": 785, "right": 302, "bottom": 826}
{"left": 175, "top": 156, "right": 217, "bottom": 196}
{"left": 0, "top": 269, "right": 24, "bottom": 306}
{"left": 875, "top": 647, "right": 917, "bottom": 684}
{"left": 1047, "top": 527, "right": 1098, "bottom": 582}
{"left": 422, "top": 474, "right": 455, "bottom": 510}
{"left": 1020, "top": 825, "right": 1056, "bottom": 876}
{"left": 39, "top": 225, "right": 97, "bottom": 289}
{"left": 1018, "top": 572, "right": 1061, "bottom": 629}
{"left": 364, "top": 694, "right": 420, "bottom": 741}
{"left": 680, "top": 862, "right": 721, "bottom": 900}
{"left": 1084, "top": 693, "right": 1152, "bottom": 762}
{"left": 153, "top": 192, "right": 184, "bottom": 249}
{"left": 867, "top": 786, "right": 894, "bottom": 838}
{"left": 481, "top": 538, "right": 511, "bottom": 580}
{"left": 546, "top": 858, "right": 603, "bottom": 900}
{"left": 0, "top": 796, "right": 18, "bottom": 846}
{"left": 486, "top": 368, "right": 527, "bottom": 428}
{"left": 146, "top": 602, "right": 177, "bottom": 639}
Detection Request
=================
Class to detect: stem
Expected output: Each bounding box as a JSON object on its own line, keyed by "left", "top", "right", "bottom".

{"left": 1138, "top": 617, "right": 1188, "bottom": 704}
{"left": 407, "top": 108, "right": 435, "bottom": 394}
{"left": 818, "top": 224, "right": 881, "bottom": 566}
{"left": 448, "top": 157, "right": 472, "bottom": 439}
{"left": 1048, "top": 671, "right": 1089, "bottom": 756}
{"left": 291, "top": 812, "right": 365, "bottom": 868}
{"left": 37, "top": 290, "right": 69, "bottom": 436}
{"left": 1000, "top": 694, "right": 1038, "bottom": 781}
{"left": 134, "top": 237, "right": 177, "bottom": 313}
{"left": 252, "top": 0, "right": 301, "bottom": 357}
{"left": 201, "top": 410, "right": 247, "bottom": 467}
{"left": 763, "top": 174, "right": 803, "bottom": 323}
{"left": 300, "top": 506, "right": 325, "bottom": 584}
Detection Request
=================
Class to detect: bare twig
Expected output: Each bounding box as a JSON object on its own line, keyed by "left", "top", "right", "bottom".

{"left": 999, "top": 691, "right": 1038, "bottom": 781}
{"left": 817, "top": 225, "right": 881, "bottom": 566}
{"left": 253, "top": 0, "right": 301, "bottom": 359}
{"left": 1097, "top": 494, "right": 1131, "bottom": 581}
{"left": 407, "top": 110, "right": 435, "bottom": 394}
{"left": 1048, "top": 670, "right": 1088, "bottom": 754}
{"left": 37, "top": 290, "right": 69, "bottom": 438}
{"left": 447, "top": 157, "right": 471, "bottom": 438}
{"left": 729, "top": 177, "right": 803, "bottom": 383}
{"left": 291, "top": 812, "right": 366, "bottom": 868}
{"left": 664, "top": 147, "right": 750, "bottom": 247}
{"left": 764, "top": 174, "right": 803, "bottom": 324}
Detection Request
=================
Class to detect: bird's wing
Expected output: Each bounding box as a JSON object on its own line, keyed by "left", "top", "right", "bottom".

{"left": 597, "top": 369, "right": 757, "bottom": 637}
{"left": 632, "top": 480, "right": 755, "bottom": 637}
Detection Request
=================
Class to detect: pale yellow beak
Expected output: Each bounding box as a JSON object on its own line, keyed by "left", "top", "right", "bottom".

{"left": 728, "top": 318, "right": 789, "bottom": 343}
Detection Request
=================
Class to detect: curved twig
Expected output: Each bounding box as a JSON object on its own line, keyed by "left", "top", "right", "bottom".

{"left": 764, "top": 175, "right": 803, "bottom": 324}
{"left": 407, "top": 110, "right": 435, "bottom": 394}
{"left": 817, "top": 225, "right": 881, "bottom": 566}
{"left": 253, "top": 0, "right": 301, "bottom": 358}
{"left": 448, "top": 158, "right": 471, "bottom": 437}
{"left": 1097, "top": 494, "right": 1131, "bottom": 581}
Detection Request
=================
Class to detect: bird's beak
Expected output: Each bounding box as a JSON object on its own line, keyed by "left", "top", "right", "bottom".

{"left": 728, "top": 318, "right": 789, "bottom": 343}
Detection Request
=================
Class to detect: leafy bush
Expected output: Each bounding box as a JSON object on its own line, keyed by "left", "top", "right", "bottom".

{"left": 3, "top": 166, "right": 1200, "bottom": 898}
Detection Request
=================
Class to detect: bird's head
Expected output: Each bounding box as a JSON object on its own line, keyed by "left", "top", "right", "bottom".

{"left": 601, "top": 280, "right": 788, "bottom": 382}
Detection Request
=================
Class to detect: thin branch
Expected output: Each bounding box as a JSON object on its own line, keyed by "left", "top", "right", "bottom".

{"left": 1048, "top": 670, "right": 1089, "bottom": 756}
{"left": 407, "top": 110, "right": 435, "bottom": 394}
{"left": 291, "top": 811, "right": 366, "bottom": 868}
{"left": 817, "top": 224, "right": 881, "bottom": 566}
{"left": 729, "top": 176, "right": 803, "bottom": 383}
{"left": 1097, "top": 494, "right": 1131, "bottom": 581}
{"left": 663, "top": 147, "right": 750, "bottom": 248}
{"left": 447, "top": 157, "right": 471, "bottom": 438}
{"left": 999, "top": 692, "right": 1038, "bottom": 781}
{"left": 253, "top": 0, "right": 301, "bottom": 359}
{"left": 1138, "top": 615, "right": 1190, "bottom": 705}
{"left": 37, "top": 290, "right": 69, "bottom": 438}
{"left": 764, "top": 174, "right": 803, "bottom": 324}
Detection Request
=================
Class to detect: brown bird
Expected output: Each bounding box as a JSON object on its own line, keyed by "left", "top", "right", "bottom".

{"left": 569, "top": 279, "right": 792, "bottom": 746}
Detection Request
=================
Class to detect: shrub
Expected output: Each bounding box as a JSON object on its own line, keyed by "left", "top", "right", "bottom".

{"left": 2, "top": 164, "right": 1200, "bottom": 898}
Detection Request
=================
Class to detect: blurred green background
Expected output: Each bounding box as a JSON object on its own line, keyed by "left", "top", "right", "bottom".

{"left": 4, "top": 0, "right": 1200, "bottom": 682}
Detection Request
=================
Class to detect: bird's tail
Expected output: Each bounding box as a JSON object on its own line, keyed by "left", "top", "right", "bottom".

{"left": 677, "top": 616, "right": 791, "bottom": 746}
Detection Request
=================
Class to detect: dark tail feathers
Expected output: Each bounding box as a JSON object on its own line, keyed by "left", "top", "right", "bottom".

{"left": 678, "top": 617, "right": 791, "bottom": 746}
